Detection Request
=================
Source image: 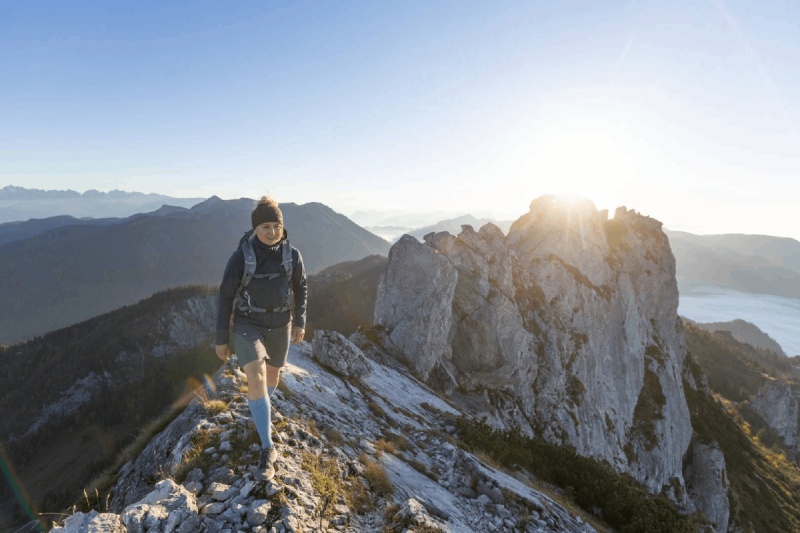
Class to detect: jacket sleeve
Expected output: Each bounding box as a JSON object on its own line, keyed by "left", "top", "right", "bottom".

{"left": 216, "top": 248, "right": 244, "bottom": 345}
{"left": 291, "top": 247, "right": 308, "bottom": 329}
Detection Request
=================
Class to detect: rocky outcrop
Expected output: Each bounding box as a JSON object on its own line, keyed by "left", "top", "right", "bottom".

{"left": 51, "top": 510, "right": 125, "bottom": 533}
{"left": 683, "top": 440, "right": 730, "bottom": 532}
{"left": 748, "top": 381, "right": 800, "bottom": 460}
{"left": 311, "top": 329, "right": 373, "bottom": 378}
{"left": 375, "top": 234, "right": 459, "bottom": 381}
{"left": 375, "top": 197, "right": 697, "bottom": 504}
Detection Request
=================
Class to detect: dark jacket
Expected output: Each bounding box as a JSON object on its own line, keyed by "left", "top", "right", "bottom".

{"left": 215, "top": 230, "right": 307, "bottom": 345}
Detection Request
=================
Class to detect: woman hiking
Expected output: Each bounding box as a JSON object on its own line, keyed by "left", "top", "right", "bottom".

{"left": 215, "top": 195, "right": 308, "bottom": 480}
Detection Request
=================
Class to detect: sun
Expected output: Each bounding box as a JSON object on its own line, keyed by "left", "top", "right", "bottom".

{"left": 490, "top": 105, "right": 655, "bottom": 215}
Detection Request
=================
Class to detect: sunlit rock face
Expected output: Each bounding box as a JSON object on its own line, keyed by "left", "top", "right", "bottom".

{"left": 375, "top": 196, "right": 694, "bottom": 499}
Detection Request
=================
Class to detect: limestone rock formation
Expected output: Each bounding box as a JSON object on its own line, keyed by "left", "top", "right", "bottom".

{"left": 375, "top": 196, "right": 698, "bottom": 505}
{"left": 748, "top": 380, "right": 800, "bottom": 460}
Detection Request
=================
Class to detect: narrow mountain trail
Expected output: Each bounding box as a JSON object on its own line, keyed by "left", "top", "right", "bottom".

{"left": 51, "top": 341, "right": 596, "bottom": 532}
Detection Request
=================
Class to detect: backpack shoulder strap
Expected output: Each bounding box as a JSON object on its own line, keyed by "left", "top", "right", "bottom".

{"left": 240, "top": 232, "right": 257, "bottom": 288}
{"left": 281, "top": 240, "right": 293, "bottom": 281}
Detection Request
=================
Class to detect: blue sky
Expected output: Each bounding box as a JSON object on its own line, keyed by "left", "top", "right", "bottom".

{"left": 1, "top": 0, "right": 798, "bottom": 238}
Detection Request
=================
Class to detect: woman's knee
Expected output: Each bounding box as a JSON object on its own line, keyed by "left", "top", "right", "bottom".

{"left": 266, "top": 364, "right": 282, "bottom": 387}
{"left": 243, "top": 359, "right": 267, "bottom": 384}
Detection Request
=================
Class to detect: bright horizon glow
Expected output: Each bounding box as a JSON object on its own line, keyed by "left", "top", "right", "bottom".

{"left": 1, "top": 1, "right": 799, "bottom": 240}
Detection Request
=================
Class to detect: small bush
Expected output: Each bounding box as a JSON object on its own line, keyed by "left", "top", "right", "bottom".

{"left": 347, "top": 479, "right": 375, "bottom": 514}
{"left": 203, "top": 399, "right": 228, "bottom": 416}
{"left": 301, "top": 452, "right": 345, "bottom": 519}
{"left": 384, "top": 431, "right": 413, "bottom": 452}
{"left": 367, "top": 399, "right": 387, "bottom": 419}
{"left": 374, "top": 438, "right": 396, "bottom": 457}
{"left": 361, "top": 455, "right": 393, "bottom": 496}
{"left": 174, "top": 427, "right": 220, "bottom": 484}
{"left": 323, "top": 427, "right": 344, "bottom": 446}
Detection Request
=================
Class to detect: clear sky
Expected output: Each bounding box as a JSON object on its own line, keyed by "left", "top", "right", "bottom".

{"left": 1, "top": 0, "right": 798, "bottom": 238}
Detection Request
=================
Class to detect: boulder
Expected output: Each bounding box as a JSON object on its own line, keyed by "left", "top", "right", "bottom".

{"left": 312, "top": 329, "right": 373, "bottom": 378}
{"left": 50, "top": 510, "right": 125, "bottom": 533}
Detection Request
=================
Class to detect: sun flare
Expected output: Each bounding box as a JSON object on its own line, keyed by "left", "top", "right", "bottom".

{"left": 493, "top": 107, "right": 656, "bottom": 215}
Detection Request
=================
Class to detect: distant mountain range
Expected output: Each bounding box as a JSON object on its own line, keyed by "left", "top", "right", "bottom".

{"left": 0, "top": 197, "right": 389, "bottom": 344}
{"left": 666, "top": 230, "right": 800, "bottom": 298}
{"left": 354, "top": 210, "right": 513, "bottom": 242}
{"left": 0, "top": 185, "right": 204, "bottom": 222}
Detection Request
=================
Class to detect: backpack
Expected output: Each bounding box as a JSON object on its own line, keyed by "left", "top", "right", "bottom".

{"left": 233, "top": 229, "right": 294, "bottom": 315}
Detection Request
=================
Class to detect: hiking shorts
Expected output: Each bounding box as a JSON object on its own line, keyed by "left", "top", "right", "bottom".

{"left": 231, "top": 323, "right": 291, "bottom": 368}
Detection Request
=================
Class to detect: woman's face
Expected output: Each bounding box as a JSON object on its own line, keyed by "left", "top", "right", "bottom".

{"left": 255, "top": 222, "right": 283, "bottom": 245}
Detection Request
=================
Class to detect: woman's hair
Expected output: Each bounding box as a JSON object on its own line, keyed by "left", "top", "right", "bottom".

{"left": 258, "top": 195, "right": 279, "bottom": 207}
{"left": 251, "top": 195, "right": 284, "bottom": 228}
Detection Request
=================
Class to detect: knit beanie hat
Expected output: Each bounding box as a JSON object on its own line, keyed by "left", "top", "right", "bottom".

{"left": 251, "top": 197, "right": 284, "bottom": 229}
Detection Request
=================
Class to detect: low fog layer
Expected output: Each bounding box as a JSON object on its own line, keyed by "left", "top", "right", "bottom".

{"left": 679, "top": 287, "right": 800, "bottom": 356}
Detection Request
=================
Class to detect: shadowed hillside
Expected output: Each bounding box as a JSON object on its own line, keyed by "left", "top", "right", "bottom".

{"left": 305, "top": 255, "right": 388, "bottom": 338}
{"left": 0, "top": 285, "right": 221, "bottom": 527}
{"left": 0, "top": 197, "right": 389, "bottom": 344}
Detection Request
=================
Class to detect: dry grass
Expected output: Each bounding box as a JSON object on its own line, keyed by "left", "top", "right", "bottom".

{"left": 174, "top": 427, "right": 220, "bottom": 484}
{"left": 346, "top": 479, "right": 375, "bottom": 514}
{"left": 202, "top": 399, "right": 229, "bottom": 415}
{"left": 374, "top": 438, "right": 396, "bottom": 457}
{"left": 301, "top": 451, "right": 345, "bottom": 519}
{"left": 322, "top": 427, "right": 344, "bottom": 446}
{"left": 360, "top": 454, "right": 393, "bottom": 496}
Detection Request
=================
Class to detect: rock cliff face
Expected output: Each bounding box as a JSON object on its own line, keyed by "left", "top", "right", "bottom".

{"left": 748, "top": 381, "right": 800, "bottom": 460}
{"left": 375, "top": 197, "right": 697, "bottom": 502}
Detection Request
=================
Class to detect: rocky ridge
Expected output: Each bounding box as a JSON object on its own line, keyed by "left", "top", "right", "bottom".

{"left": 53, "top": 335, "right": 594, "bottom": 533}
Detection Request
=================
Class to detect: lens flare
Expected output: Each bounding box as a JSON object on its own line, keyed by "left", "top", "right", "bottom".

{"left": 0, "top": 446, "right": 44, "bottom": 532}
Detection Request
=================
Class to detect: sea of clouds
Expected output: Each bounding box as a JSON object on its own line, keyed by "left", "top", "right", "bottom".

{"left": 679, "top": 288, "right": 800, "bottom": 356}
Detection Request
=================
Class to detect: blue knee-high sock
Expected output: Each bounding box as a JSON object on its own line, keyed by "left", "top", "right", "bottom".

{"left": 247, "top": 397, "right": 273, "bottom": 449}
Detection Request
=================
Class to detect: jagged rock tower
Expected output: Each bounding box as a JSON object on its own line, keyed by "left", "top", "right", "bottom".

{"left": 374, "top": 196, "right": 695, "bottom": 502}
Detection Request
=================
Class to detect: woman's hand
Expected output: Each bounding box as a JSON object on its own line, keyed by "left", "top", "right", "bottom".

{"left": 215, "top": 344, "right": 230, "bottom": 362}
{"left": 291, "top": 327, "right": 305, "bottom": 344}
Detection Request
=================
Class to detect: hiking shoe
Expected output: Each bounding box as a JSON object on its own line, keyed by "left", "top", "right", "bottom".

{"left": 257, "top": 447, "right": 277, "bottom": 481}
{"left": 264, "top": 445, "right": 278, "bottom": 465}
{"left": 257, "top": 445, "right": 278, "bottom": 480}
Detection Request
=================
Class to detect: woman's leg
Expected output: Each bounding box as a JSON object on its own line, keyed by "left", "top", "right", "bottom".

{"left": 266, "top": 364, "right": 281, "bottom": 398}
{"left": 263, "top": 324, "right": 291, "bottom": 398}
{"left": 243, "top": 358, "right": 273, "bottom": 449}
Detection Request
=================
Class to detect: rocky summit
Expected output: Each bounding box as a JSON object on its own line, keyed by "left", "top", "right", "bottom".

{"left": 52, "top": 337, "right": 594, "bottom": 533}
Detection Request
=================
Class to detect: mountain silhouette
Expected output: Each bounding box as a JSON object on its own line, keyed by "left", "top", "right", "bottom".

{"left": 666, "top": 230, "right": 800, "bottom": 297}
{"left": 0, "top": 185, "right": 205, "bottom": 223}
{"left": 0, "top": 197, "right": 389, "bottom": 344}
